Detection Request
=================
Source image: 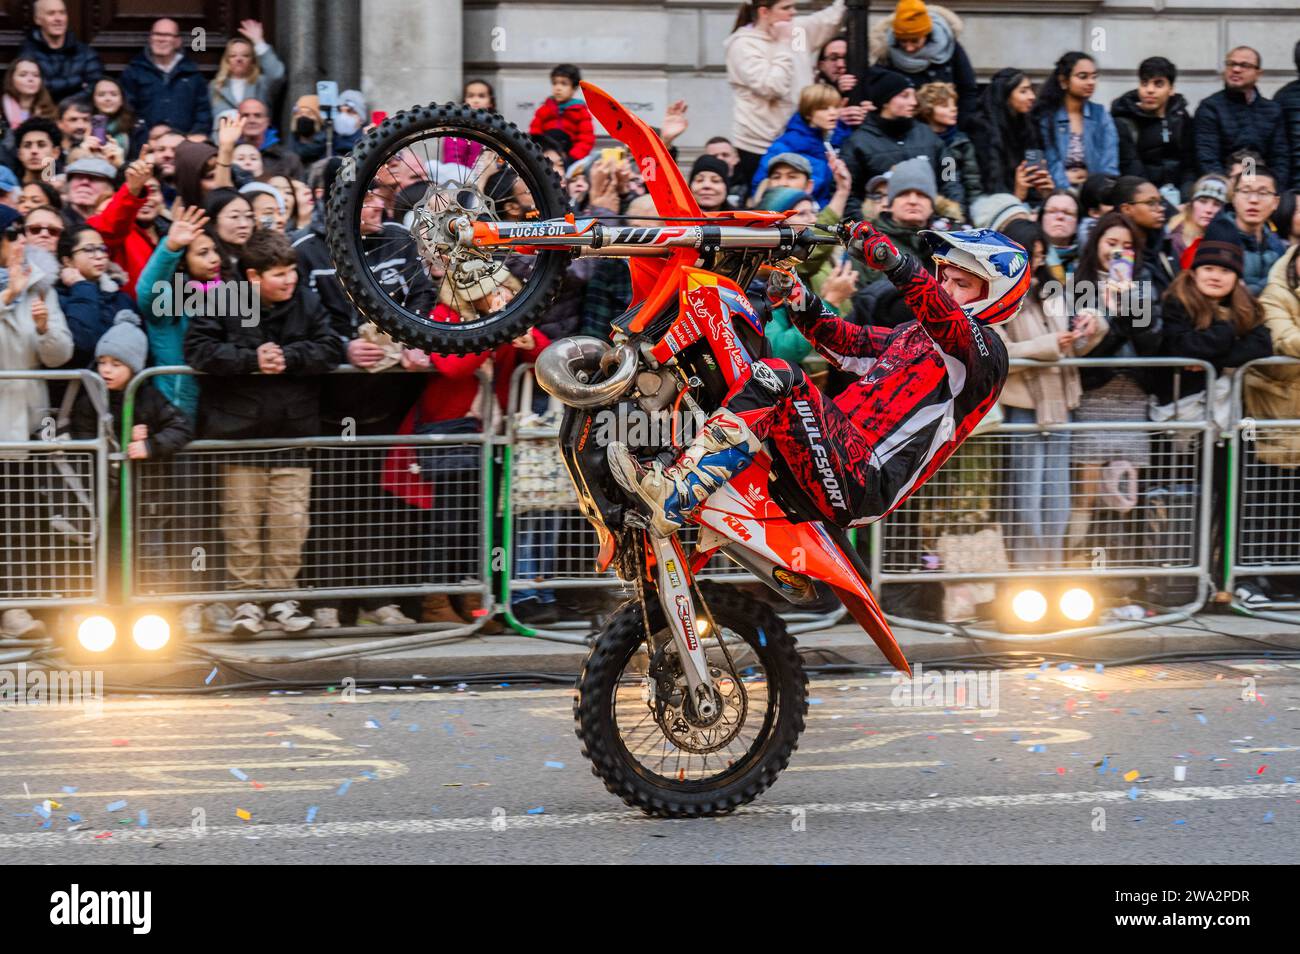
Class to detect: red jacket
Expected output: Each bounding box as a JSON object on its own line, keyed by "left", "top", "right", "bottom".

{"left": 380, "top": 332, "right": 551, "bottom": 509}
{"left": 529, "top": 97, "right": 594, "bottom": 160}
{"left": 88, "top": 184, "right": 158, "bottom": 302}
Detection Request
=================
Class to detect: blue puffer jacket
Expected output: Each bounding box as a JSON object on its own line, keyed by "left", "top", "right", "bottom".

{"left": 752, "top": 112, "right": 851, "bottom": 205}
{"left": 121, "top": 50, "right": 213, "bottom": 135}
{"left": 1212, "top": 211, "right": 1289, "bottom": 296}
{"left": 1039, "top": 100, "right": 1119, "bottom": 189}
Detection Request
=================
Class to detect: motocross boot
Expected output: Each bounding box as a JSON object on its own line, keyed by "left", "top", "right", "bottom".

{"left": 608, "top": 408, "right": 762, "bottom": 537}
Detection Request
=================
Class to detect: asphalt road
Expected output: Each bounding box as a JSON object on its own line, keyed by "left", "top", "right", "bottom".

{"left": 2, "top": 658, "right": 1297, "bottom": 864}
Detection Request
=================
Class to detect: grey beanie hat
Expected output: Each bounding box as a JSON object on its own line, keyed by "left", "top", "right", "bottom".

{"left": 239, "top": 181, "right": 287, "bottom": 213}
{"left": 95, "top": 309, "right": 148, "bottom": 374}
{"left": 971, "top": 192, "right": 1032, "bottom": 231}
{"left": 886, "top": 157, "right": 937, "bottom": 203}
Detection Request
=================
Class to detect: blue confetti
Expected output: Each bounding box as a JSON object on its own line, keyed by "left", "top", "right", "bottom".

{"left": 67, "top": 813, "right": 81, "bottom": 823}
{"left": 204, "top": 667, "right": 218, "bottom": 685}
{"left": 1285, "top": 777, "right": 1296, "bottom": 784}
{"left": 34, "top": 804, "right": 50, "bottom": 819}
{"left": 1262, "top": 811, "right": 1275, "bottom": 824}
{"left": 408, "top": 724, "right": 420, "bottom": 732}
{"left": 1098, "top": 757, "right": 1110, "bottom": 774}
{"left": 138, "top": 810, "right": 148, "bottom": 827}
{"left": 544, "top": 761, "right": 565, "bottom": 769}
{"left": 230, "top": 768, "right": 248, "bottom": 781}
{"left": 526, "top": 806, "right": 545, "bottom": 815}
{"left": 809, "top": 698, "right": 824, "bottom": 705}
{"left": 61, "top": 786, "right": 77, "bottom": 794}
{"left": 306, "top": 806, "right": 318, "bottom": 823}
{"left": 40, "top": 818, "right": 52, "bottom": 830}
{"left": 360, "top": 771, "right": 378, "bottom": 780}
{"left": 335, "top": 779, "right": 351, "bottom": 796}
{"left": 1028, "top": 744, "right": 1045, "bottom": 753}
{"left": 1196, "top": 714, "right": 1207, "bottom": 724}
{"left": 1058, "top": 663, "right": 1075, "bottom": 671}
{"left": 1040, "top": 662, "right": 1050, "bottom": 671}
{"left": 1128, "top": 787, "right": 1140, "bottom": 800}
{"left": 365, "top": 719, "right": 381, "bottom": 729}
{"left": 105, "top": 800, "right": 127, "bottom": 812}
{"left": 1173, "top": 819, "right": 1186, "bottom": 826}
{"left": 1094, "top": 663, "right": 1104, "bottom": 673}
{"left": 1025, "top": 674, "right": 1037, "bottom": 681}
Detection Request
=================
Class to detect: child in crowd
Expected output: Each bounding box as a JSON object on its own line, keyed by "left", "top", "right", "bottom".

{"left": 528, "top": 64, "right": 594, "bottom": 161}
{"left": 183, "top": 229, "right": 342, "bottom": 635}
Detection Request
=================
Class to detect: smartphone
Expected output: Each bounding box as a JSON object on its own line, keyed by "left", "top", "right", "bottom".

{"left": 1107, "top": 248, "right": 1135, "bottom": 284}
{"left": 91, "top": 113, "right": 108, "bottom": 142}
{"left": 600, "top": 146, "right": 625, "bottom": 164}
{"left": 316, "top": 80, "right": 339, "bottom": 110}
{"left": 1024, "top": 148, "right": 1047, "bottom": 172}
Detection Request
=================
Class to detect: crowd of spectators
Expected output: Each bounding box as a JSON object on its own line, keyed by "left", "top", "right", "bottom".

{"left": 3, "top": 0, "right": 1300, "bottom": 637}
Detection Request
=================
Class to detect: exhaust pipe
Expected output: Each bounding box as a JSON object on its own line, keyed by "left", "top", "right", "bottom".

{"left": 534, "top": 336, "right": 637, "bottom": 408}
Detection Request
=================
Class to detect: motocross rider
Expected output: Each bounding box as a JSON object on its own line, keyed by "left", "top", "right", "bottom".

{"left": 608, "top": 221, "right": 1031, "bottom": 535}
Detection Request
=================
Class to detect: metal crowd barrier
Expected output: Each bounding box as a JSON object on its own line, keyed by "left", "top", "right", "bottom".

{"left": 867, "top": 357, "right": 1219, "bottom": 639}
{"left": 0, "top": 370, "right": 111, "bottom": 613}
{"left": 1226, "top": 356, "right": 1300, "bottom": 622}
{"left": 499, "top": 365, "right": 846, "bottom": 639}
{"left": 120, "top": 366, "right": 496, "bottom": 644}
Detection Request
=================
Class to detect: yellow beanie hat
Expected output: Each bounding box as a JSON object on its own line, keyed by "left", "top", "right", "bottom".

{"left": 893, "top": 0, "right": 933, "bottom": 40}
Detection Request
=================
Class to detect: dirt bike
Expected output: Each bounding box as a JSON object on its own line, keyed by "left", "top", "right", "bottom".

{"left": 327, "top": 82, "right": 909, "bottom": 817}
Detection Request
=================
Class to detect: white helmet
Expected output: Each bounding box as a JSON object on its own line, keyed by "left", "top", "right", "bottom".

{"left": 921, "top": 228, "right": 1031, "bottom": 326}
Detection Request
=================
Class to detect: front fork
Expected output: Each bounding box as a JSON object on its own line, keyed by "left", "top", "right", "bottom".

{"left": 646, "top": 533, "right": 719, "bottom": 720}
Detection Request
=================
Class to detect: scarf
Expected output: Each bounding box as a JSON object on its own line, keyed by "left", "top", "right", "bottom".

{"left": 886, "top": 14, "right": 956, "bottom": 74}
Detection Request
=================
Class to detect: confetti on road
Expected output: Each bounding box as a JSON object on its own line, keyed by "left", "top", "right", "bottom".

{"left": 365, "top": 719, "right": 381, "bottom": 729}
{"left": 1095, "top": 664, "right": 1104, "bottom": 673}
{"left": 1263, "top": 812, "right": 1275, "bottom": 824}
{"left": 408, "top": 724, "right": 420, "bottom": 732}
{"left": 336, "top": 779, "right": 352, "bottom": 796}
{"left": 110, "top": 739, "right": 129, "bottom": 746}
{"left": 1124, "top": 770, "right": 1140, "bottom": 782}
{"left": 205, "top": 667, "right": 218, "bottom": 685}
{"left": 67, "top": 813, "right": 81, "bottom": 823}
{"left": 61, "top": 786, "right": 77, "bottom": 794}
{"left": 138, "top": 810, "right": 148, "bottom": 827}
{"left": 526, "top": 807, "right": 545, "bottom": 815}
{"left": 1097, "top": 757, "right": 1109, "bottom": 774}
{"left": 105, "top": 800, "right": 127, "bottom": 812}
{"left": 229, "top": 768, "right": 248, "bottom": 781}
{"left": 544, "top": 761, "right": 565, "bottom": 769}
{"left": 1174, "top": 765, "right": 1187, "bottom": 781}
{"left": 360, "top": 771, "right": 378, "bottom": 780}
{"left": 305, "top": 806, "right": 318, "bottom": 823}
{"left": 235, "top": 808, "right": 251, "bottom": 821}
{"left": 1128, "top": 787, "right": 1140, "bottom": 800}
{"left": 1196, "top": 714, "right": 1207, "bottom": 724}
{"left": 1257, "top": 765, "right": 1268, "bottom": 775}
{"left": 1028, "top": 744, "right": 1044, "bottom": 753}
{"left": 34, "top": 804, "right": 50, "bottom": 820}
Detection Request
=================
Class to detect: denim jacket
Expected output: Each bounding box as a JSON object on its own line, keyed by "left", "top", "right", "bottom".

{"left": 1041, "top": 100, "right": 1119, "bottom": 189}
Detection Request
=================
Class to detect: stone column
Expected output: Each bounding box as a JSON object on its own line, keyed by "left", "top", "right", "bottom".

{"left": 360, "top": 0, "right": 463, "bottom": 114}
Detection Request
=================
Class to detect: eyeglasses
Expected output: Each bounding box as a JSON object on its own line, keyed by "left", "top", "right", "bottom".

{"left": 1225, "top": 60, "right": 1259, "bottom": 70}
{"left": 24, "top": 223, "right": 62, "bottom": 236}
{"left": 1237, "top": 188, "right": 1277, "bottom": 199}
{"left": 74, "top": 245, "right": 109, "bottom": 257}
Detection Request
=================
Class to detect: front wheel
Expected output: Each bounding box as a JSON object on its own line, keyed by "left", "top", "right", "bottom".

{"left": 326, "top": 102, "right": 569, "bottom": 354}
{"left": 574, "top": 582, "right": 808, "bottom": 817}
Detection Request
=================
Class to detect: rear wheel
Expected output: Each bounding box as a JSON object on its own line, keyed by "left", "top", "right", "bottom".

{"left": 326, "top": 102, "right": 569, "bottom": 354}
{"left": 574, "top": 582, "right": 808, "bottom": 817}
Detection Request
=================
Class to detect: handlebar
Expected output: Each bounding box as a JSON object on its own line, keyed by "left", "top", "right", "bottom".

{"left": 457, "top": 217, "right": 843, "bottom": 258}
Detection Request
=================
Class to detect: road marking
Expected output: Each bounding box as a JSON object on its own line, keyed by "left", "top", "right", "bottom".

{"left": 798, "top": 725, "right": 1091, "bottom": 756}
{"left": 786, "top": 760, "right": 943, "bottom": 772}
{"left": 2, "top": 782, "right": 1294, "bottom": 849}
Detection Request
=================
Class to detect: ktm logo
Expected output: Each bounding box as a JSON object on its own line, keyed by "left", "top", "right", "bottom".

{"left": 722, "top": 514, "right": 752, "bottom": 541}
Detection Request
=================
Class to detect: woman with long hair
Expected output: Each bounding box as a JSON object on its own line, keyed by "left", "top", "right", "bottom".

{"left": 2, "top": 58, "right": 57, "bottom": 129}
{"left": 1032, "top": 51, "right": 1119, "bottom": 190}
{"left": 1037, "top": 187, "right": 1081, "bottom": 281}
{"left": 91, "top": 77, "right": 146, "bottom": 158}
{"left": 209, "top": 20, "right": 285, "bottom": 127}
{"left": 725, "top": 0, "right": 846, "bottom": 189}
{"left": 1270, "top": 188, "right": 1300, "bottom": 246}
{"left": 1063, "top": 210, "right": 1163, "bottom": 557}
